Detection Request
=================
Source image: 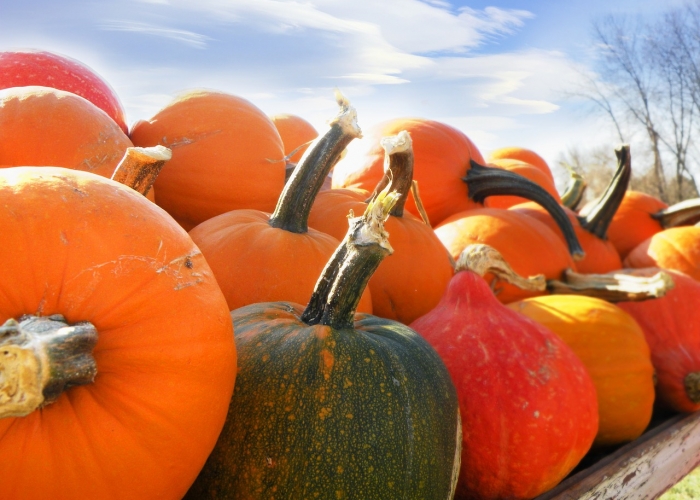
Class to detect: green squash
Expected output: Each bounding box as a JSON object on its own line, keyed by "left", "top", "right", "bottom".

{"left": 186, "top": 185, "right": 461, "bottom": 499}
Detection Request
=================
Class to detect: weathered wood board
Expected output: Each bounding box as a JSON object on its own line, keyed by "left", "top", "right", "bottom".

{"left": 535, "top": 411, "right": 700, "bottom": 500}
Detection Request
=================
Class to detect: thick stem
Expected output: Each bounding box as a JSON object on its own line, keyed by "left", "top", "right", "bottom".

{"left": 546, "top": 268, "right": 674, "bottom": 302}
{"left": 365, "top": 131, "right": 413, "bottom": 217}
{"left": 302, "top": 186, "right": 400, "bottom": 329}
{"left": 560, "top": 162, "right": 588, "bottom": 210}
{"left": 578, "top": 145, "right": 631, "bottom": 239}
{"left": 0, "top": 314, "right": 98, "bottom": 419}
{"left": 110, "top": 146, "right": 172, "bottom": 196}
{"left": 269, "top": 92, "right": 362, "bottom": 234}
{"left": 653, "top": 198, "right": 700, "bottom": 228}
{"left": 455, "top": 244, "right": 546, "bottom": 292}
{"left": 464, "top": 160, "right": 585, "bottom": 259}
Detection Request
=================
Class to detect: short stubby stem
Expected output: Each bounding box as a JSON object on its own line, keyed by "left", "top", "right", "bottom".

{"left": 0, "top": 314, "right": 98, "bottom": 419}
{"left": 111, "top": 146, "right": 172, "bottom": 196}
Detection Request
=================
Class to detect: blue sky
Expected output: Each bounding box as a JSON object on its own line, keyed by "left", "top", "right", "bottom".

{"left": 0, "top": 0, "right": 687, "bottom": 185}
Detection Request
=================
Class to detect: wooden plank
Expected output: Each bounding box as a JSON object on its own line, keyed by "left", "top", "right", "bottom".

{"left": 536, "top": 411, "right": 700, "bottom": 500}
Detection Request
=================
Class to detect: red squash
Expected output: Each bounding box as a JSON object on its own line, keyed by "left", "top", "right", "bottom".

{"left": 411, "top": 245, "right": 598, "bottom": 500}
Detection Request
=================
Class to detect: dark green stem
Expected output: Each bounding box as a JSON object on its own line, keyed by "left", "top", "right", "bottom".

{"left": 365, "top": 131, "right": 413, "bottom": 217}
{"left": 577, "top": 145, "right": 631, "bottom": 239}
{"left": 653, "top": 198, "right": 700, "bottom": 228}
{"left": 464, "top": 160, "right": 585, "bottom": 259}
{"left": 269, "top": 96, "right": 361, "bottom": 234}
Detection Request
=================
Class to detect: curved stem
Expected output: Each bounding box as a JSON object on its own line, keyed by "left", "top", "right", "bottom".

{"left": 653, "top": 198, "right": 700, "bottom": 228}
{"left": 455, "top": 244, "right": 546, "bottom": 292}
{"left": 546, "top": 268, "right": 674, "bottom": 302}
{"left": 111, "top": 146, "right": 172, "bottom": 196}
{"left": 464, "top": 160, "right": 585, "bottom": 259}
{"left": 0, "top": 314, "right": 98, "bottom": 419}
{"left": 302, "top": 185, "right": 400, "bottom": 329}
{"left": 560, "top": 162, "right": 587, "bottom": 210}
{"left": 577, "top": 145, "right": 631, "bottom": 239}
{"left": 269, "top": 92, "right": 361, "bottom": 234}
{"left": 364, "top": 131, "right": 413, "bottom": 217}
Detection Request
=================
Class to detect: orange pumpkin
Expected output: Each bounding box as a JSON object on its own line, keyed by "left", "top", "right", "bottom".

{"left": 435, "top": 208, "right": 578, "bottom": 304}
{"left": 508, "top": 295, "right": 655, "bottom": 447}
{"left": 308, "top": 131, "right": 453, "bottom": 325}
{"left": 624, "top": 226, "right": 700, "bottom": 281}
{"left": 130, "top": 90, "right": 285, "bottom": 230}
{"left": 189, "top": 94, "right": 372, "bottom": 312}
{"left": 270, "top": 113, "right": 319, "bottom": 164}
{"left": 487, "top": 146, "right": 555, "bottom": 183}
{"left": 0, "top": 167, "right": 236, "bottom": 499}
{"left": 483, "top": 158, "right": 560, "bottom": 209}
{"left": 0, "top": 86, "right": 133, "bottom": 179}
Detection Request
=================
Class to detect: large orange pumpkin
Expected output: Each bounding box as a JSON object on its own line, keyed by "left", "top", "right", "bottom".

{"left": 189, "top": 95, "right": 372, "bottom": 312}
{"left": 270, "top": 113, "right": 319, "bottom": 164}
{"left": 0, "top": 167, "right": 236, "bottom": 500}
{"left": 483, "top": 157, "right": 560, "bottom": 210}
{"left": 130, "top": 90, "right": 285, "bottom": 230}
{"left": 487, "top": 145, "right": 555, "bottom": 183}
{"left": 0, "top": 86, "right": 133, "bottom": 178}
{"left": 624, "top": 226, "right": 700, "bottom": 281}
{"left": 308, "top": 131, "right": 453, "bottom": 325}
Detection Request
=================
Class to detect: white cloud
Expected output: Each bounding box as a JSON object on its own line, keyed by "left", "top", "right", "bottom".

{"left": 100, "top": 21, "right": 211, "bottom": 48}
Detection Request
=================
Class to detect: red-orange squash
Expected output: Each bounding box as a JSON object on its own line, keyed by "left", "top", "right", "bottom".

{"left": 508, "top": 295, "right": 656, "bottom": 446}
{"left": 0, "top": 167, "right": 236, "bottom": 499}
{"left": 624, "top": 226, "right": 700, "bottom": 281}
{"left": 130, "top": 90, "right": 285, "bottom": 230}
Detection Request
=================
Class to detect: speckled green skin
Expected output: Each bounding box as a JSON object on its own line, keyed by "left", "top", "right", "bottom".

{"left": 186, "top": 302, "right": 461, "bottom": 500}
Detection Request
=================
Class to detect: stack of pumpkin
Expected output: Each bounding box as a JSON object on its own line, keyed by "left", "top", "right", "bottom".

{"left": 1, "top": 49, "right": 699, "bottom": 500}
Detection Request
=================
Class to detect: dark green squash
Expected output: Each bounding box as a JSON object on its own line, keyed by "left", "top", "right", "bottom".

{"left": 186, "top": 187, "right": 462, "bottom": 500}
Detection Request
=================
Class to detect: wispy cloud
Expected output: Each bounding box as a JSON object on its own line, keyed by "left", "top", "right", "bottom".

{"left": 100, "top": 21, "right": 211, "bottom": 49}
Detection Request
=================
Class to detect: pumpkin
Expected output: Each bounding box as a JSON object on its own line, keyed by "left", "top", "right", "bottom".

{"left": 129, "top": 89, "right": 285, "bottom": 230}
{"left": 0, "top": 167, "right": 236, "bottom": 499}
{"left": 624, "top": 226, "right": 700, "bottom": 281}
{"left": 435, "top": 208, "right": 579, "bottom": 304}
{"left": 0, "top": 86, "right": 133, "bottom": 179}
{"left": 189, "top": 93, "right": 372, "bottom": 312}
{"left": 511, "top": 145, "right": 631, "bottom": 274}
{"left": 410, "top": 244, "right": 598, "bottom": 500}
{"left": 308, "top": 131, "right": 454, "bottom": 324}
{"left": 609, "top": 192, "right": 700, "bottom": 260}
{"left": 270, "top": 113, "right": 319, "bottom": 164}
{"left": 187, "top": 185, "right": 462, "bottom": 499}
{"left": 487, "top": 145, "right": 555, "bottom": 183}
{"left": 482, "top": 158, "right": 560, "bottom": 210}
{"left": 617, "top": 269, "right": 700, "bottom": 413}
{"left": 508, "top": 294, "right": 655, "bottom": 447}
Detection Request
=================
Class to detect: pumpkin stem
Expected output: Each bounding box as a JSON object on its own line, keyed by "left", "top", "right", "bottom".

{"left": 547, "top": 268, "right": 674, "bottom": 302}
{"left": 110, "top": 146, "right": 172, "bottom": 196}
{"left": 302, "top": 184, "right": 400, "bottom": 329}
{"left": 455, "top": 244, "right": 546, "bottom": 292}
{"left": 364, "top": 131, "right": 413, "bottom": 217}
{"left": 684, "top": 373, "right": 700, "bottom": 404}
{"left": 411, "top": 180, "right": 432, "bottom": 226}
{"left": 653, "top": 198, "right": 700, "bottom": 228}
{"left": 578, "top": 145, "right": 631, "bottom": 239}
{"left": 464, "top": 160, "right": 585, "bottom": 260}
{"left": 0, "top": 315, "right": 98, "bottom": 419}
{"left": 269, "top": 91, "right": 362, "bottom": 234}
{"left": 560, "top": 162, "right": 587, "bottom": 210}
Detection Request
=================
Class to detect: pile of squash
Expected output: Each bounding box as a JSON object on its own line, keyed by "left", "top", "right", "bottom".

{"left": 1, "top": 49, "right": 699, "bottom": 500}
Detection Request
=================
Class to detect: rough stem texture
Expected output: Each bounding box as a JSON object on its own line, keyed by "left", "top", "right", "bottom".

{"left": 685, "top": 373, "right": 700, "bottom": 404}
{"left": 464, "top": 160, "right": 585, "bottom": 259}
{"left": 110, "top": 146, "right": 172, "bottom": 196}
{"left": 560, "top": 163, "right": 587, "bottom": 210}
{"left": 302, "top": 187, "right": 400, "bottom": 329}
{"left": 365, "top": 131, "right": 413, "bottom": 217}
{"left": 547, "top": 268, "right": 674, "bottom": 302}
{"left": 578, "top": 145, "right": 631, "bottom": 239}
{"left": 0, "top": 314, "right": 98, "bottom": 419}
{"left": 455, "top": 244, "right": 546, "bottom": 292}
{"left": 269, "top": 93, "right": 362, "bottom": 234}
{"left": 653, "top": 198, "right": 700, "bottom": 228}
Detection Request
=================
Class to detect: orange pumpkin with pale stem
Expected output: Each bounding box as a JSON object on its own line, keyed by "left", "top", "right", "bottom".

{"left": 308, "top": 131, "right": 453, "bottom": 325}
{"left": 508, "top": 295, "right": 655, "bottom": 447}
{"left": 0, "top": 167, "right": 236, "bottom": 500}
{"left": 130, "top": 90, "right": 285, "bottom": 230}
{"left": 270, "top": 113, "right": 319, "bottom": 163}
{"left": 332, "top": 118, "right": 485, "bottom": 226}
{"left": 189, "top": 94, "right": 372, "bottom": 312}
